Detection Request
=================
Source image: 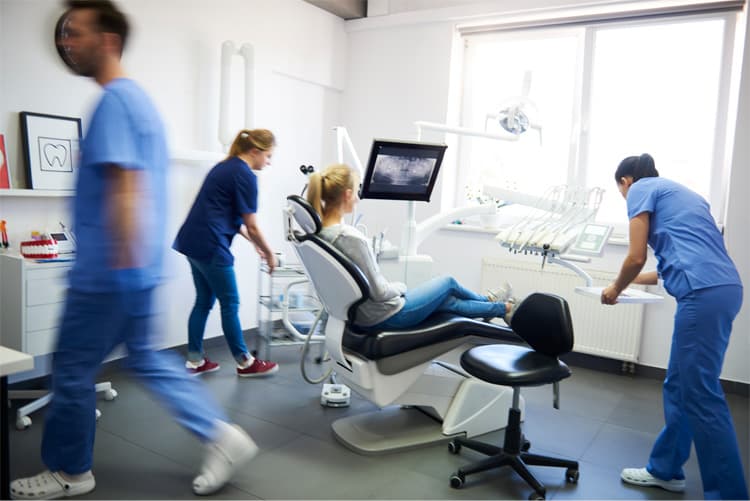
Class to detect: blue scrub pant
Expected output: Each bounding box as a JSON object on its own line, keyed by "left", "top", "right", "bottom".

{"left": 372, "top": 275, "right": 506, "bottom": 330}
{"left": 646, "top": 284, "right": 747, "bottom": 500}
{"left": 41, "top": 288, "right": 225, "bottom": 475}
{"left": 187, "top": 257, "right": 249, "bottom": 364}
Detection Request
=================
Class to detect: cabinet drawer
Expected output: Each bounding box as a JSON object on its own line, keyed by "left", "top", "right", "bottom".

{"left": 25, "top": 328, "right": 58, "bottom": 356}
{"left": 27, "top": 277, "right": 69, "bottom": 306}
{"left": 26, "top": 303, "right": 65, "bottom": 333}
{"left": 26, "top": 266, "right": 70, "bottom": 281}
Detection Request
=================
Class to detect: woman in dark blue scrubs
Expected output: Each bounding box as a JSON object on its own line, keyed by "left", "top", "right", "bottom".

{"left": 174, "top": 129, "right": 279, "bottom": 378}
{"left": 602, "top": 153, "right": 746, "bottom": 499}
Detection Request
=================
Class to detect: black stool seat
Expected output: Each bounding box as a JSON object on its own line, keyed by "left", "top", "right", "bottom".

{"left": 461, "top": 344, "right": 571, "bottom": 387}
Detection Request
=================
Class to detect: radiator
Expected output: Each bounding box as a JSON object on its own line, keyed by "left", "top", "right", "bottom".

{"left": 481, "top": 257, "right": 644, "bottom": 363}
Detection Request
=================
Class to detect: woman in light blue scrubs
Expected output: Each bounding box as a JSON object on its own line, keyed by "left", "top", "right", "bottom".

{"left": 601, "top": 153, "right": 746, "bottom": 500}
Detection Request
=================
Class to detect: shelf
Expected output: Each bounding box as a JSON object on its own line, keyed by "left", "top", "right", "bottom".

{"left": 0, "top": 189, "right": 74, "bottom": 198}
{"left": 170, "top": 149, "right": 224, "bottom": 166}
{"left": 259, "top": 295, "right": 320, "bottom": 313}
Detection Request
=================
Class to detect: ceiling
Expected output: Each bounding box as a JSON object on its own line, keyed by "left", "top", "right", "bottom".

{"left": 303, "top": 0, "right": 367, "bottom": 20}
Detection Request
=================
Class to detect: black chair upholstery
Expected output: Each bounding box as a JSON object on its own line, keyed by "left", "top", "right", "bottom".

{"left": 448, "top": 293, "right": 580, "bottom": 500}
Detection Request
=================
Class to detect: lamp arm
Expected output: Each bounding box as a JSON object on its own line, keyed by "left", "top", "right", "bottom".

{"left": 333, "top": 126, "right": 364, "bottom": 177}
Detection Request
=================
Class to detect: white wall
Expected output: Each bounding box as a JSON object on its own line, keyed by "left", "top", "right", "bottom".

{"left": 341, "top": 0, "right": 749, "bottom": 383}
{"left": 0, "top": 0, "right": 347, "bottom": 350}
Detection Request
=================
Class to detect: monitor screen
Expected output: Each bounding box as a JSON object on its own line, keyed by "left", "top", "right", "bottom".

{"left": 359, "top": 139, "right": 447, "bottom": 202}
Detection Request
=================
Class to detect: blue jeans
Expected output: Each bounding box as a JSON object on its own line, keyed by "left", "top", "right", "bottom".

{"left": 42, "top": 288, "right": 225, "bottom": 475}
{"left": 372, "top": 275, "right": 506, "bottom": 330}
{"left": 646, "top": 284, "right": 747, "bottom": 500}
{"left": 187, "top": 256, "right": 248, "bottom": 363}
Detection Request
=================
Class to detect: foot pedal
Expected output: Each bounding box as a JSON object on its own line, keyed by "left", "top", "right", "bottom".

{"left": 321, "top": 383, "right": 350, "bottom": 408}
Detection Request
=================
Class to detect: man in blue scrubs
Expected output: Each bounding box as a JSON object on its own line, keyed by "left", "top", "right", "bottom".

{"left": 11, "top": 1, "right": 257, "bottom": 498}
{"left": 602, "top": 153, "right": 746, "bottom": 499}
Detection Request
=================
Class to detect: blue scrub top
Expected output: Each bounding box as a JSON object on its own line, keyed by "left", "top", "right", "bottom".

{"left": 173, "top": 156, "right": 258, "bottom": 265}
{"left": 626, "top": 177, "right": 741, "bottom": 299}
{"left": 70, "top": 78, "right": 168, "bottom": 293}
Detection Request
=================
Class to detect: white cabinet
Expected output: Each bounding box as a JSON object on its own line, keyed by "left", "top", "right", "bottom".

{"left": 0, "top": 254, "right": 71, "bottom": 356}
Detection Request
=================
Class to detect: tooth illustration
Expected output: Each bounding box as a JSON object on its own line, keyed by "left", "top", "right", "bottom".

{"left": 44, "top": 143, "right": 69, "bottom": 169}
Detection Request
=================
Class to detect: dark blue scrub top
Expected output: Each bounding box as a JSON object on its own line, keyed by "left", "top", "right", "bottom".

{"left": 173, "top": 156, "right": 257, "bottom": 266}
{"left": 626, "top": 177, "right": 741, "bottom": 299}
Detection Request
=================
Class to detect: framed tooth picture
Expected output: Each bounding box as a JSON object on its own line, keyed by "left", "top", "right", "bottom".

{"left": 19, "top": 111, "right": 82, "bottom": 190}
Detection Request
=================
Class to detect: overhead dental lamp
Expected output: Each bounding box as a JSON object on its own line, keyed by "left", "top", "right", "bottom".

{"left": 497, "top": 105, "right": 530, "bottom": 135}
{"left": 488, "top": 70, "right": 542, "bottom": 141}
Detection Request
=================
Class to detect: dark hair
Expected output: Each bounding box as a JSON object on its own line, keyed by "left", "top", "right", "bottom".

{"left": 64, "top": 0, "right": 129, "bottom": 51}
{"left": 614, "top": 153, "right": 659, "bottom": 183}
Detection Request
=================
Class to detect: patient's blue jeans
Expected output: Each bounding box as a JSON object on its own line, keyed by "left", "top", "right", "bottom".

{"left": 646, "top": 284, "right": 747, "bottom": 500}
{"left": 187, "top": 257, "right": 249, "bottom": 363}
{"left": 41, "top": 288, "right": 225, "bottom": 475}
{"left": 372, "top": 275, "right": 506, "bottom": 330}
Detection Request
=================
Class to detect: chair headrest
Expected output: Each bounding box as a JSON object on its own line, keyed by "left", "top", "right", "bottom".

{"left": 286, "top": 195, "right": 322, "bottom": 235}
{"left": 510, "top": 292, "right": 574, "bottom": 357}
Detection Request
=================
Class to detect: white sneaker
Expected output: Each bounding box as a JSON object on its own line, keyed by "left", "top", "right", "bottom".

{"left": 620, "top": 467, "right": 686, "bottom": 492}
{"left": 193, "top": 421, "right": 259, "bottom": 496}
{"left": 10, "top": 470, "right": 95, "bottom": 499}
{"left": 486, "top": 281, "right": 514, "bottom": 303}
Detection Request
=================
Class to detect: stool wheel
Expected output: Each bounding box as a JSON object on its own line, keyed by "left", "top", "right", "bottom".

{"left": 528, "top": 492, "right": 545, "bottom": 500}
{"left": 449, "top": 472, "right": 465, "bottom": 489}
{"left": 565, "top": 468, "right": 579, "bottom": 483}
{"left": 447, "top": 440, "right": 461, "bottom": 454}
{"left": 522, "top": 437, "right": 531, "bottom": 451}
{"left": 16, "top": 416, "right": 31, "bottom": 430}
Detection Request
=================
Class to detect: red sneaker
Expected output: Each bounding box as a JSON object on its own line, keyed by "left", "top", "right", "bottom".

{"left": 186, "top": 357, "right": 220, "bottom": 376}
{"left": 237, "top": 359, "right": 279, "bottom": 377}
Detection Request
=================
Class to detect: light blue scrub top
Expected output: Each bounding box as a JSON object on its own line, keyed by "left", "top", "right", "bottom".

{"left": 626, "top": 177, "right": 741, "bottom": 299}
{"left": 70, "top": 78, "right": 168, "bottom": 293}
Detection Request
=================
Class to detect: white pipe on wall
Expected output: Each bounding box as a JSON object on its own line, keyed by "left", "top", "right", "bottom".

{"left": 218, "top": 40, "right": 255, "bottom": 152}
{"left": 219, "top": 41, "right": 235, "bottom": 150}
{"left": 240, "top": 43, "right": 254, "bottom": 132}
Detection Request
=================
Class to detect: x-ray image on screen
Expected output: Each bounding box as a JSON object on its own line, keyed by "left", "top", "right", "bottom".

{"left": 360, "top": 140, "right": 447, "bottom": 202}
{"left": 372, "top": 155, "right": 435, "bottom": 189}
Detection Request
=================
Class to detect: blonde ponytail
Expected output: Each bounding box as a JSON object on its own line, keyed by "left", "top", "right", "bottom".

{"left": 305, "top": 164, "right": 356, "bottom": 219}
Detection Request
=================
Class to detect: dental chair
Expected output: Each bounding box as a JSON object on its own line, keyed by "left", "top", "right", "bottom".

{"left": 284, "top": 195, "right": 523, "bottom": 454}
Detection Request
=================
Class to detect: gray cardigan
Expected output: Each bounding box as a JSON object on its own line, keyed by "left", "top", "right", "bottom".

{"left": 318, "top": 224, "right": 406, "bottom": 327}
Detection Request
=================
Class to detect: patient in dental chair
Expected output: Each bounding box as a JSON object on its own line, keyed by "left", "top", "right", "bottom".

{"left": 306, "top": 164, "right": 515, "bottom": 331}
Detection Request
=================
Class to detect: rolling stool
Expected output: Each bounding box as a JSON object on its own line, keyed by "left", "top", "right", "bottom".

{"left": 447, "top": 293, "right": 580, "bottom": 500}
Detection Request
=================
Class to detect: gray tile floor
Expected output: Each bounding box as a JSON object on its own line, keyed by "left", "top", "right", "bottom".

{"left": 9, "top": 337, "right": 749, "bottom": 500}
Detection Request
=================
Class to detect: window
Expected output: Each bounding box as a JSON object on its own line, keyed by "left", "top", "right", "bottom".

{"left": 456, "top": 12, "right": 740, "bottom": 228}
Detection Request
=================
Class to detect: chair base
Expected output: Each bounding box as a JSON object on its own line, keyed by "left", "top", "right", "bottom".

{"left": 331, "top": 378, "right": 518, "bottom": 455}
{"left": 332, "top": 406, "right": 462, "bottom": 455}
{"left": 449, "top": 408, "right": 579, "bottom": 500}
{"left": 10, "top": 381, "right": 118, "bottom": 430}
